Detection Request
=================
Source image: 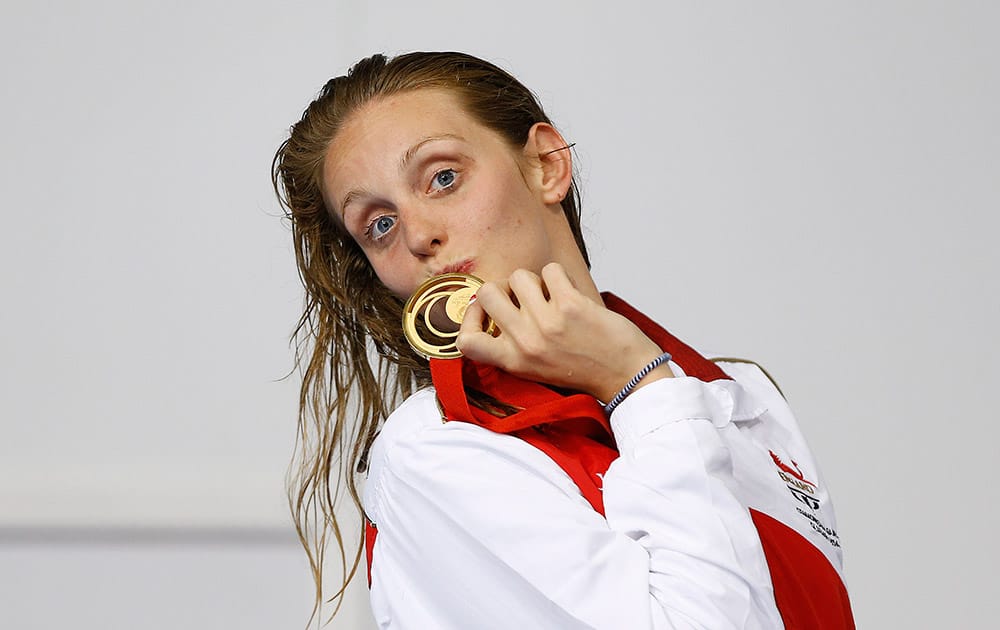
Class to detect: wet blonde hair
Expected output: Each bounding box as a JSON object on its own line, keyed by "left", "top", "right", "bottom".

{"left": 272, "top": 51, "right": 588, "bottom": 624}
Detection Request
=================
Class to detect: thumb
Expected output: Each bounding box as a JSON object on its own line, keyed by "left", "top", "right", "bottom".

{"left": 455, "top": 298, "right": 502, "bottom": 364}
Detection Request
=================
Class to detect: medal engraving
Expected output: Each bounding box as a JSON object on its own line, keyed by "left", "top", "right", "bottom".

{"left": 402, "top": 273, "right": 495, "bottom": 359}
{"left": 445, "top": 286, "right": 477, "bottom": 323}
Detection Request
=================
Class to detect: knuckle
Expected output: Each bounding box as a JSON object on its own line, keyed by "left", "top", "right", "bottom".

{"left": 537, "top": 316, "right": 566, "bottom": 337}
{"left": 454, "top": 333, "right": 479, "bottom": 358}
{"left": 517, "top": 335, "right": 546, "bottom": 361}
{"left": 559, "top": 294, "right": 584, "bottom": 318}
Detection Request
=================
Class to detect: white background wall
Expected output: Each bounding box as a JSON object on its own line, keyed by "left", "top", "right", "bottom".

{"left": 1, "top": 1, "right": 997, "bottom": 628}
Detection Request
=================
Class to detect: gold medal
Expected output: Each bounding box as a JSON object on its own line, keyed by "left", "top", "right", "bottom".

{"left": 402, "top": 273, "right": 496, "bottom": 359}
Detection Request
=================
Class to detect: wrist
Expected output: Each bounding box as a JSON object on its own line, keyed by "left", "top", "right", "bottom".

{"left": 591, "top": 342, "right": 668, "bottom": 402}
{"left": 602, "top": 352, "right": 674, "bottom": 414}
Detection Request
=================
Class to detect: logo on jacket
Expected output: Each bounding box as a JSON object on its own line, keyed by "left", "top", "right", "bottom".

{"left": 769, "top": 450, "right": 816, "bottom": 488}
{"left": 769, "top": 450, "right": 820, "bottom": 510}
{"left": 768, "top": 449, "right": 841, "bottom": 548}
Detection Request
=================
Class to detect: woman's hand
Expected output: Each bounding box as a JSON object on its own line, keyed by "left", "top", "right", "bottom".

{"left": 455, "top": 262, "right": 673, "bottom": 402}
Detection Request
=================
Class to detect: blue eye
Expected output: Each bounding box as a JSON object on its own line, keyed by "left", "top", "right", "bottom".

{"left": 430, "top": 168, "right": 457, "bottom": 191}
{"left": 366, "top": 215, "right": 396, "bottom": 240}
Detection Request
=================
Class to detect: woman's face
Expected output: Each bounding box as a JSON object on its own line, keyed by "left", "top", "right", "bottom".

{"left": 322, "top": 88, "right": 572, "bottom": 299}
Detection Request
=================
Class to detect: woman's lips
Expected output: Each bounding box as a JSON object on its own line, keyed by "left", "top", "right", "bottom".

{"left": 441, "top": 259, "right": 475, "bottom": 275}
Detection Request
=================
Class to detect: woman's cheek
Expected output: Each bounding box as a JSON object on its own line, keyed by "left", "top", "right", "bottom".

{"left": 382, "top": 273, "right": 411, "bottom": 299}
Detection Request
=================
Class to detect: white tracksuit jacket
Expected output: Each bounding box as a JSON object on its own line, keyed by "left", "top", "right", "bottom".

{"left": 362, "top": 357, "right": 847, "bottom": 629}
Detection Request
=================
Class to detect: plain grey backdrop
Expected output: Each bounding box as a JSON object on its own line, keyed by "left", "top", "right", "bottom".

{"left": 2, "top": 1, "right": 997, "bottom": 628}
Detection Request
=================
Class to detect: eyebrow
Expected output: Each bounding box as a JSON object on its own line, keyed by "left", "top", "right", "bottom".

{"left": 339, "top": 134, "right": 466, "bottom": 218}
{"left": 399, "top": 133, "right": 465, "bottom": 172}
{"left": 339, "top": 188, "right": 372, "bottom": 219}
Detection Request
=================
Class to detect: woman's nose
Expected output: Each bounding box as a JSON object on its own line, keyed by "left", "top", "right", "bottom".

{"left": 401, "top": 206, "right": 446, "bottom": 256}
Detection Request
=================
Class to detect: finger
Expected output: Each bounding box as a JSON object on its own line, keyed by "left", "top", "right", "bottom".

{"left": 458, "top": 296, "right": 488, "bottom": 336}
{"left": 540, "top": 262, "right": 578, "bottom": 301}
{"left": 456, "top": 327, "right": 503, "bottom": 363}
{"left": 472, "top": 280, "right": 520, "bottom": 325}
{"left": 507, "top": 268, "right": 548, "bottom": 314}
{"left": 456, "top": 299, "right": 506, "bottom": 364}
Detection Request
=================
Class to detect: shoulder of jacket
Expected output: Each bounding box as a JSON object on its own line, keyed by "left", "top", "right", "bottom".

{"left": 363, "top": 388, "right": 442, "bottom": 520}
{"left": 375, "top": 387, "right": 442, "bottom": 447}
{"left": 366, "top": 389, "right": 439, "bottom": 474}
{"left": 707, "top": 356, "right": 786, "bottom": 401}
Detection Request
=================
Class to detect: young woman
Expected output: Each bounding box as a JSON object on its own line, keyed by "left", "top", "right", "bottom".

{"left": 273, "top": 51, "right": 855, "bottom": 629}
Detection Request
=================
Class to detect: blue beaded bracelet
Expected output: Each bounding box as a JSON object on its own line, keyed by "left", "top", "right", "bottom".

{"left": 603, "top": 352, "right": 672, "bottom": 415}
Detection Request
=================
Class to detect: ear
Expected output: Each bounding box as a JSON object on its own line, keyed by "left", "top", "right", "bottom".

{"left": 523, "top": 122, "right": 573, "bottom": 205}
